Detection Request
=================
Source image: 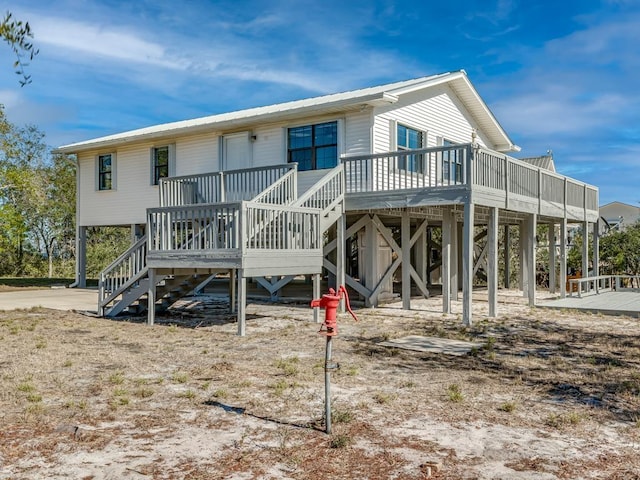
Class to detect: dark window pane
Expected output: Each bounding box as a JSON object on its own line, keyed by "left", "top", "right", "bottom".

{"left": 316, "top": 146, "right": 337, "bottom": 169}
{"left": 289, "top": 126, "right": 312, "bottom": 149}
{"left": 397, "top": 125, "right": 407, "bottom": 148}
{"left": 155, "top": 147, "right": 169, "bottom": 166}
{"left": 290, "top": 149, "right": 313, "bottom": 171}
{"left": 315, "top": 122, "right": 337, "bottom": 146}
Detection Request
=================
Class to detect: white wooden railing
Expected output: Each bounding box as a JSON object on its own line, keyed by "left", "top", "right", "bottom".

{"left": 148, "top": 203, "right": 241, "bottom": 251}
{"left": 251, "top": 164, "right": 298, "bottom": 205}
{"left": 98, "top": 235, "right": 148, "bottom": 314}
{"left": 148, "top": 201, "right": 320, "bottom": 253}
{"left": 296, "top": 164, "right": 344, "bottom": 212}
{"left": 342, "top": 145, "right": 472, "bottom": 193}
{"left": 343, "top": 144, "right": 598, "bottom": 218}
{"left": 569, "top": 275, "right": 640, "bottom": 297}
{"left": 159, "top": 164, "right": 296, "bottom": 207}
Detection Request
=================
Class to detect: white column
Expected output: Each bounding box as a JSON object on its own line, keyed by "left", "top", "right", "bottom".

{"left": 560, "top": 219, "right": 567, "bottom": 299}
{"left": 582, "top": 221, "right": 589, "bottom": 279}
{"left": 313, "top": 273, "right": 321, "bottom": 323}
{"left": 548, "top": 224, "right": 556, "bottom": 293}
{"left": 527, "top": 214, "right": 537, "bottom": 306}
{"left": 237, "top": 269, "right": 246, "bottom": 336}
{"left": 336, "top": 213, "right": 346, "bottom": 312}
{"left": 488, "top": 207, "right": 499, "bottom": 317}
{"left": 520, "top": 220, "right": 528, "bottom": 297}
{"left": 230, "top": 269, "right": 236, "bottom": 313}
{"left": 451, "top": 218, "right": 459, "bottom": 301}
{"left": 504, "top": 225, "right": 510, "bottom": 289}
{"left": 442, "top": 208, "right": 452, "bottom": 314}
{"left": 593, "top": 220, "right": 600, "bottom": 293}
{"left": 365, "top": 216, "right": 377, "bottom": 307}
{"left": 402, "top": 210, "right": 411, "bottom": 310}
{"left": 147, "top": 268, "right": 156, "bottom": 326}
{"left": 76, "top": 226, "right": 87, "bottom": 288}
{"left": 462, "top": 202, "right": 475, "bottom": 326}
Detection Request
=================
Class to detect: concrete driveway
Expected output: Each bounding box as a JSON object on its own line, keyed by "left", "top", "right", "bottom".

{"left": 0, "top": 288, "right": 98, "bottom": 313}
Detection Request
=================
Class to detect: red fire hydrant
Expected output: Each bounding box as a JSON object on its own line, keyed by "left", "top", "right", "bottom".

{"left": 311, "top": 285, "right": 358, "bottom": 336}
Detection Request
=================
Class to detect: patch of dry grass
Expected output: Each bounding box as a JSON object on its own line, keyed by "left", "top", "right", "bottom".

{"left": 1, "top": 298, "right": 640, "bottom": 478}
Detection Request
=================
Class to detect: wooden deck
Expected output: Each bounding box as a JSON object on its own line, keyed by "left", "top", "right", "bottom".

{"left": 538, "top": 292, "right": 640, "bottom": 317}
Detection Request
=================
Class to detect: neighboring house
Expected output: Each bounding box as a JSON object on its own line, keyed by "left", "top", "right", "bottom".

{"left": 54, "top": 70, "right": 599, "bottom": 334}
{"left": 600, "top": 201, "right": 640, "bottom": 233}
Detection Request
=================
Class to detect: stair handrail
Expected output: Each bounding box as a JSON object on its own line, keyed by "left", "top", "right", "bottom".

{"left": 251, "top": 163, "right": 298, "bottom": 205}
{"left": 98, "top": 234, "right": 148, "bottom": 313}
{"left": 295, "top": 164, "right": 344, "bottom": 215}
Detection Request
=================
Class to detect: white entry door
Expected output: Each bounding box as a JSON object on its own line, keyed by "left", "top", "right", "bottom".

{"left": 222, "top": 132, "right": 252, "bottom": 171}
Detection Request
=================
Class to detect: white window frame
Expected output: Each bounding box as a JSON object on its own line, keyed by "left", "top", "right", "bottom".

{"left": 391, "top": 120, "right": 427, "bottom": 173}
{"left": 150, "top": 144, "right": 176, "bottom": 185}
{"left": 95, "top": 152, "right": 116, "bottom": 191}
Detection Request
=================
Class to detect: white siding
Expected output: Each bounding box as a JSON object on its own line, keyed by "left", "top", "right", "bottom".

{"left": 77, "top": 111, "right": 373, "bottom": 227}
{"left": 372, "top": 84, "right": 492, "bottom": 152}
{"left": 175, "top": 133, "right": 218, "bottom": 175}
{"left": 78, "top": 144, "right": 159, "bottom": 226}
{"left": 344, "top": 109, "right": 372, "bottom": 155}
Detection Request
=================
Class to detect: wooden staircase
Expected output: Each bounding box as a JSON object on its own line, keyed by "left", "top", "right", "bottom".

{"left": 98, "top": 163, "right": 345, "bottom": 318}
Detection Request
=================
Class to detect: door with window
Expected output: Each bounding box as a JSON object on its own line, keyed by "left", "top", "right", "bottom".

{"left": 222, "top": 132, "right": 252, "bottom": 171}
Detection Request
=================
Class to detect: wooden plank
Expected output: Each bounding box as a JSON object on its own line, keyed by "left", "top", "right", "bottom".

{"left": 442, "top": 207, "right": 452, "bottom": 314}
{"left": 402, "top": 211, "right": 411, "bottom": 310}
{"left": 462, "top": 202, "right": 474, "bottom": 326}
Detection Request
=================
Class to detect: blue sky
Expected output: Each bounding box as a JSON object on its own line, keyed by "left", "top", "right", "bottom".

{"left": 1, "top": 0, "right": 639, "bottom": 206}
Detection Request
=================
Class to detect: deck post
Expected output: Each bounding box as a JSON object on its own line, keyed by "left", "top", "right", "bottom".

{"left": 237, "top": 269, "right": 246, "bottom": 336}
{"left": 230, "top": 269, "right": 236, "bottom": 313}
{"left": 337, "top": 212, "right": 346, "bottom": 312}
{"left": 527, "top": 214, "right": 537, "bottom": 306}
{"left": 454, "top": 221, "right": 462, "bottom": 300}
{"left": 426, "top": 227, "right": 432, "bottom": 286}
{"left": 593, "top": 220, "right": 600, "bottom": 293}
{"left": 520, "top": 221, "right": 527, "bottom": 296}
{"left": 548, "top": 223, "right": 556, "bottom": 293}
{"left": 462, "top": 202, "right": 475, "bottom": 326}
{"left": 582, "top": 221, "right": 590, "bottom": 285}
{"left": 402, "top": 210, "right": 411, "bottom": 310}
{"left": 488, "top": 207, "right": 498, "bottom": 317}
{"left": 147, "top": 268, "right": 156, "bottom": 326}
{"left": 75, "top": 225, "right": 87, "bottom": 288}
{"left": 504, "top": 225, "right": 510, "bottom": 288}
{"left": 313, "top": 273, "right": 321, "bottom": 323}
{"left": 442, "top": 208, "right": 452, "bottom": 314}
{"left": 560, "top": 218, "right": 567, "bottom": 299}
{"left": 364, "top": 216, "right": 377, "bottom": 307}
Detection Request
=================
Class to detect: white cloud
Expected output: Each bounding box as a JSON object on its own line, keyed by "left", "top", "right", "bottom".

{"left": 26, "top": 14, "right": 187, "bottom": 70}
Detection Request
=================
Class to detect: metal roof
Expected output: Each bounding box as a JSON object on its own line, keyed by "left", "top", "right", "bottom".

{"left": 55, "top": 70, "right": 519, "bottom": 154}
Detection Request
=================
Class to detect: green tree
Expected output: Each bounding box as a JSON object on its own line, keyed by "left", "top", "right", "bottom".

{"left": 600, "top": 222, "right": 640, "bottom": 276}
{"left": 0, "top": 12, "right": 38, "bottom": 86}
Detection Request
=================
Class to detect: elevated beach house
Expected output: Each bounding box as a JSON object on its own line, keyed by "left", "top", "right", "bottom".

{"left": 55, "top": 71, "right": 599, "bottom": 334}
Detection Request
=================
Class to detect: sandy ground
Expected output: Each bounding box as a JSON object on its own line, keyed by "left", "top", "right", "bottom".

{"left": 1, "top": 290, "right": 640, "bottom": 479}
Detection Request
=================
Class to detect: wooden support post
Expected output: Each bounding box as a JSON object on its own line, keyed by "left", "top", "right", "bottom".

{"left": 453, "top": 220, "right": 461, "bottom": 301}
{"left": 582, "top": 221, "right": 589, "bottom": 280}
{"left": 442, "top": 208, "right": 452, "bottom": 314}
{"left": 313, "top": 273, "right": 321, "bottom": 323}
{"left": 426, "top": 227, "right": 432, "bottom": 286}
{"left": 560, "top": 219, "right": 567, "bottom": 299}
{"left": 365, "top": 216, "right": 377, "bottom": 307}
{"left": 488, "top": 207, "right": 498, "bottom": 317}
{"left": 237, "top": 269, "right": 246, "bottom": 336}
{"left": 504, "top": 225, "right": 510, "bottom": 289}
{"left": 520, "top": 220, "right": 529, "bottom": 297}
{"left": 230, "top": 269, "right": 236, "bottom": 313}
{"left": 527, "top": 214, "right": 537, "bottom": 306}
{"left": 462, "top": 202, "right": 475, "bottom": 326}
{"left": 76, "top": 226, "right": 87, "bottom": 288}
{"left": 337, "top": 213, "right": 346, "bottom": 313}
{"left": 593, "top": 220, "right": 600, "bottom": 293}
{"left": 147, "top": 268, "right": 156, "bottom": 326}
{"left": 402, "top": 210, "right": 411, "bottom": 310}
{"left": 548, "top": 223, "right": 556, "bottom": 293}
